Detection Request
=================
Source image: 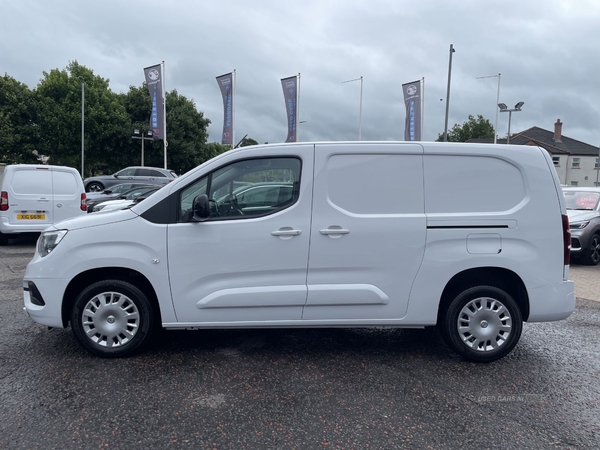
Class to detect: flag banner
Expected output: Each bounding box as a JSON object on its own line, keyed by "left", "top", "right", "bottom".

{"left": 402, "top": 80, "right": 422, "bottom": 141}
{"left": 216, "top": 73, "right": 234, "bottom": 145}
{"left": 281, "top": 76, "right": 297, "bottom": 142}
{"left": 144, "top": 64, "right": 165, "bottom": 140}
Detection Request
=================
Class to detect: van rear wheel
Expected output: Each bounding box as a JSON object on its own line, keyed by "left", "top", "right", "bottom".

{"left": 440, "top": 286, "right": 522, "bottom": 362}
{"left": 0, "top": 232, "right": 8, "bottom": 246}
{"left": 70, "top": 280, "right": 154, "bottom": 357}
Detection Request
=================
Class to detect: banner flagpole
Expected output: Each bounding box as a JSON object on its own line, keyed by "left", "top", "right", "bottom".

{"left": 421, "top": 76, "right": 425, "bottom": 141}
{"left": 162, "top": 60, "right": 167, "bottom": 169}
{"left": 296, "top": 73, "right": 300, "bottom": 142}
{"left": 232, "top": 69, "right": 236, "bottom": 149}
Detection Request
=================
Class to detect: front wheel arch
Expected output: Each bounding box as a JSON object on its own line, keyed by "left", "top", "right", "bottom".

{"left": 62, "top": 267, "right": 162, "bottom": 329}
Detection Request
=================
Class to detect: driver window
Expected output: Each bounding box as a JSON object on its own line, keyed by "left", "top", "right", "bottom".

{"left": 179, "top": 157, "right": 301, "bottom": 221}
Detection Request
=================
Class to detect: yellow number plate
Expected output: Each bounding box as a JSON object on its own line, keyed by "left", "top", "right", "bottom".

{"left": 17, "top": 214, "right": 46, "bottom": 220}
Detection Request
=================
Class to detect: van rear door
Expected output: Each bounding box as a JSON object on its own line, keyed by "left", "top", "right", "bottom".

{"left": 7, "top": 166, "right": 54, "bottom": 227}
{"left": 51, "top": 167, "right": 85, "bottom": 222}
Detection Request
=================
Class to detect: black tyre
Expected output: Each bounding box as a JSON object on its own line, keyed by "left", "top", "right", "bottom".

{"left": 70, "top": 279, "right": 154, "bottom": 357}
{"left": 440, "top": 285, "right": 523, "bottom": 363}
{"left": 0, "top": 232, "right": 8, "bottom": 246}
{"left": 582, "top": 234, "right": 600, "bottom": 266}
{"left": 86, "top": 182, "right": 104, "bottom": 192}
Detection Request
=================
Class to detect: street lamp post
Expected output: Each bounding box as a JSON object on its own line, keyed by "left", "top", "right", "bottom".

{"left": 132, "top": 129, "right": 154, "bottom": 166}
{"left": 498, "top": 101, "right": 524, "bottom": 144}
{"left": 443, "top": 44, "right": 456, "bottom": 142}
{"left": 342, "top": 76, "right": 363, "bottom": 140}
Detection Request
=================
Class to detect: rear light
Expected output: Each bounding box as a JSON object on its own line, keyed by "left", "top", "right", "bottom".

{"left": 1, "top": 191, "right": 8, "bottom": 211}
{"left": 80, "top": 193, "right": 87, "bottom": 211}
{"left": 562, "top": 214, "right": 571, "bottom": 266}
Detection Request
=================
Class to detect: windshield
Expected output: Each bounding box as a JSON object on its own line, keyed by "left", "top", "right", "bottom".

{"left": 563, "top": 191, "right": 600, "bottom": 210}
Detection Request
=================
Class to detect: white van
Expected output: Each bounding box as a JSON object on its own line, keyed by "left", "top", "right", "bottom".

{"left": 22, "top": 142, "right": 575, "bottom": 362}
{"left": 0, "top": 164, "right": 87, "bottom": 245}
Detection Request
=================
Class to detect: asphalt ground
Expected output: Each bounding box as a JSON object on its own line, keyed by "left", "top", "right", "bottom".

{"left": 1, "top": 234, "right": 599, "bottom": 449}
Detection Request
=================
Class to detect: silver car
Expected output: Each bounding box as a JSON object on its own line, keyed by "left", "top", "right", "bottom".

{"left": 563, "top": 187, "right": 600, "bottom": 265}
{"left": 84, "top": 166, "right": 177, "bottom": 192}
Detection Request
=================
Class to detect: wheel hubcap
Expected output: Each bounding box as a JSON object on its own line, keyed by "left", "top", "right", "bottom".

{"left": 81, "top": 291, "right": 140, "bottom": 348}
{"left": 457, "top": 297, "right": 512, "bottom": 352}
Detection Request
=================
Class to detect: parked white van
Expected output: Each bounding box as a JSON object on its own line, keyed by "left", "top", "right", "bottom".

{"left": 1, "top": 164, "right": 87, "bottom": 245}
{"left": 23, "top": 142, "right": 574, "bottom": 362}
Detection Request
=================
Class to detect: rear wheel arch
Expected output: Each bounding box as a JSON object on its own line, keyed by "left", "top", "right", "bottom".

{"left": 62, "top": 267, "right": 162, "bottom": 328}
{"left": 437, "top": 267, "right": 530, "bottom": 324}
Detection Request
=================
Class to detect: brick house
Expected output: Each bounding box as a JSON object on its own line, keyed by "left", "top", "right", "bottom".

{"left": 469, "top": 120, "right": 600, "bottom": 187}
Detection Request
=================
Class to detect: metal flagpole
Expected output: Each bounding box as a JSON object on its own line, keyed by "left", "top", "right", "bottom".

{"left": 296, "top": 73, "right": 300, "bottom": 142}
{"left": 162, "top": 60, "right": 167, "bottom": 169}
{"left": 476, "top": 73, "right": 501, "bottom": 144}
{"left": 359, "top": 76, "right": 363, "bottom": 141}
{"left": 421, "top": 76, "right": 425, "bottom": 141}
{"left": 81, "top": 81, "right": 84, "bottom": 176}
{"left": 495, "top": 73, "right": 501, "bottom": 144}
{"left": 597, "top": 142, "right": 600, "bottom": 186}
{"left": 232, "top": 69, "right": 236, "bottom": 149}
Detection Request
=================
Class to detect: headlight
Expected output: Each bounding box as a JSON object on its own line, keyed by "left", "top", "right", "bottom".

{"left": 570, "top": 220, "right": 590, "bottom": 229}
{"left": 93, "top": 205, "right": 106, "bottom": 212}
{"left": 37, "top": 230, "right": 68, "bottom": 257}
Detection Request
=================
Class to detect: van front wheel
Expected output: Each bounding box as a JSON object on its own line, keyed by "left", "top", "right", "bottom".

{"left": 70, "top": 280, "right": 154, "bottom": 357}
{"left": 441, "top": 286, "right": 522, "bottom": 363}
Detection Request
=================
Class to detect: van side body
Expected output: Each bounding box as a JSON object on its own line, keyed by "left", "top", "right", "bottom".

{"left": 22, "top": 142, "right": 575, "bottom": 361}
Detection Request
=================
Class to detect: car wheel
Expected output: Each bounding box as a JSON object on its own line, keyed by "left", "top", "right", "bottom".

{"left": 86, "top": 182, "right": 104, "bottom": 192}
{"left": 0, "top": 232, "right": 8, "bottom": 246}
{"left": 582, "top": 234, "right": 600, "bottom": 266}
{"left": 440, "top": 285, "right": 523, "bottom": 363}
{"left": 70, "top": 280, "right": 154, "bottom": 357}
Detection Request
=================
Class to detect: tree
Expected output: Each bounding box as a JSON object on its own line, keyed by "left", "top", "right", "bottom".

{"left": 239, "top": 137, "right": 258, "bottom": 147}
{"left": 436, "top": 115, "right": 495, "bottom": 142}
{"left": 35, "top": 61, "right": 131, "bottom": 175}
{"left": 4, "top": 63, "right": 224, "bottom": 176}
{"left": 0, "top": 74, "right": 38, "bottom": 164}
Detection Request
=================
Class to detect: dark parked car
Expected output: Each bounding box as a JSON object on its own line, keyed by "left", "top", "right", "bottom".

{"left": 563, "top": 187, "right": 600, "bottom": 265}
{"left": 84, "top": 166, "right": 177, "bottom": 192}
{"left": 85, "top": 183, "right": 155, "bottom": 213}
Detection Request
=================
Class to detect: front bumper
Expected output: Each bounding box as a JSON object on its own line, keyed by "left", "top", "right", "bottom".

{"left": 23, "top": 277, "right": 70, "bottom": 328}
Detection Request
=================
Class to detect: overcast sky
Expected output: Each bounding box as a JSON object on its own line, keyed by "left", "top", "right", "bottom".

{"left": 2, "top": 0, "right": 599, "bottom": 147}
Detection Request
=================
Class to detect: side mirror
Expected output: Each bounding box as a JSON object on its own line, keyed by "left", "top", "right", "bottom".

{"left": 192, "top": 194, "right": 210, "bottom": 222}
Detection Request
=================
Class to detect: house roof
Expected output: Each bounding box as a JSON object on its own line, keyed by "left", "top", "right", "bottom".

{"left": 467, "top": 124, "right": 599, "bottom": 156}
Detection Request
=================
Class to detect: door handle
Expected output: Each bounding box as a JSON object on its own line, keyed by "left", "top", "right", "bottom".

{"left": 320, "top": 227, "right": 350, "bottom": 236}
{"left": 271, "top": 229, "right": 302, "bottom": 236}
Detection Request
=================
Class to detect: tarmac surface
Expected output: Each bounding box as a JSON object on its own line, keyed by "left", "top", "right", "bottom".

{"left": 570, "top": 262, "right": 600, "bottom": 302}
{"left": 1, "top": 235, "right": 599, "bottom": 449}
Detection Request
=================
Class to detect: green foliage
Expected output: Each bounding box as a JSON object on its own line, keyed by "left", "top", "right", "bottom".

{"left": 436, "top": 114, "right": 495, "bottom": 142}
{"left": 239, "top": 137, "right": 259, "bottom": 147}
{"left": 35, "top": 61, "right": 131, "bottom": 175}
{"left": 1, "top": 61, "right": 215, "bottom": 177}
{"left": 0, "top": 74, "right": 38, "bottom": 163}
